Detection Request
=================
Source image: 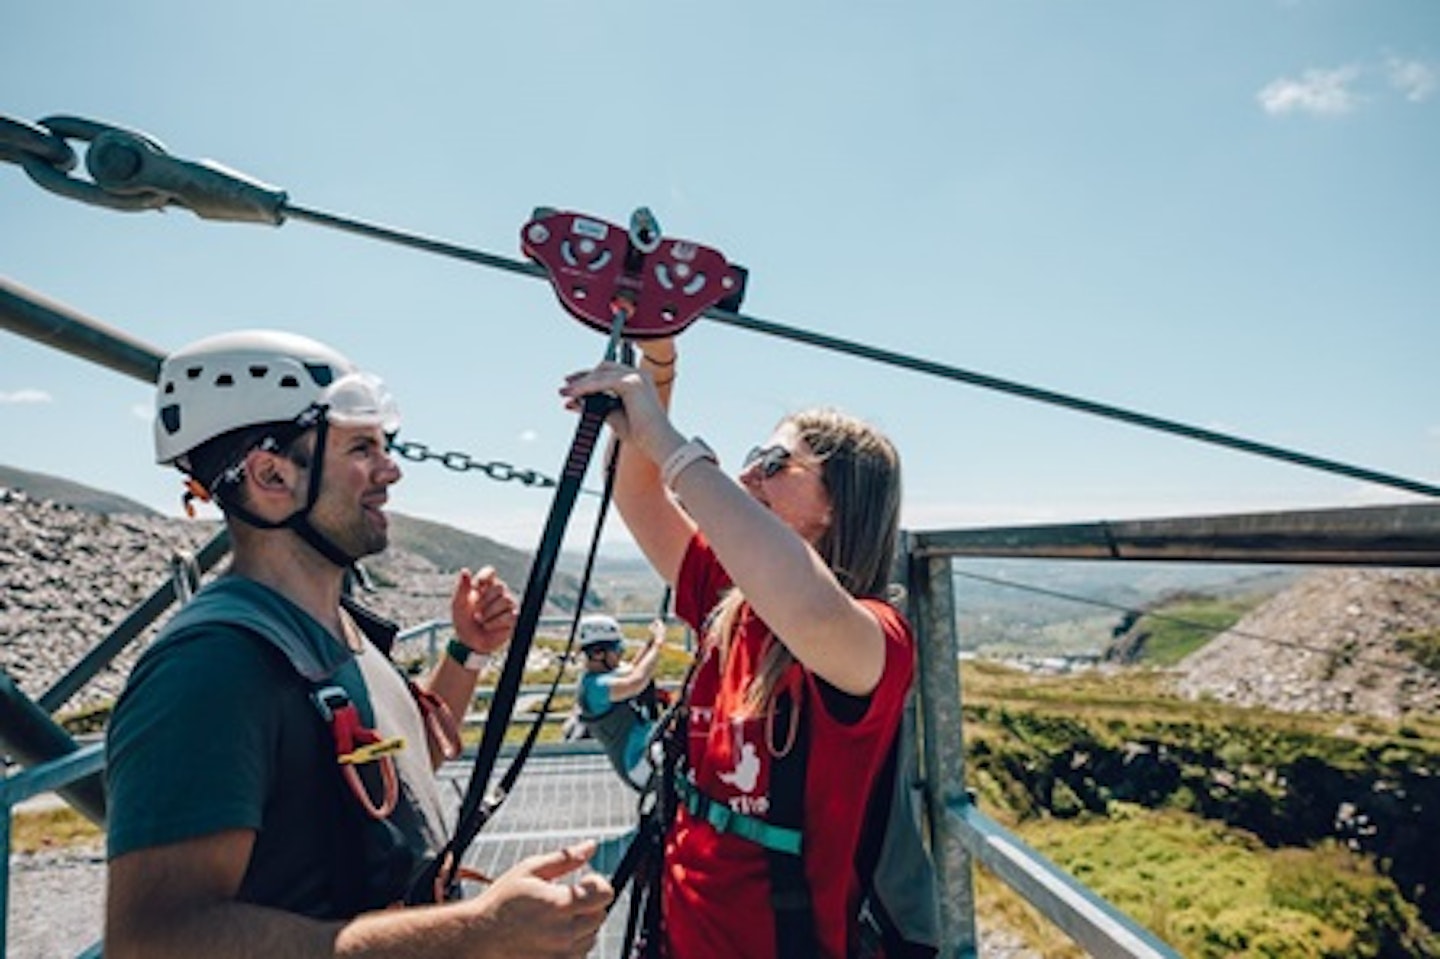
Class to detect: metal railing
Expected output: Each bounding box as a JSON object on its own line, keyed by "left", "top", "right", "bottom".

{"left": 902, "top": 506, "right": 1440, "bottom": 957}
{"left": 0, "top": 743, "right": 106, "bottom": 957}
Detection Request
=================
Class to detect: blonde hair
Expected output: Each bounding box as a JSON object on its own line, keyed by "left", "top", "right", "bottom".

{"left": 707, "top": 408, "right": 902, "bottom": 718}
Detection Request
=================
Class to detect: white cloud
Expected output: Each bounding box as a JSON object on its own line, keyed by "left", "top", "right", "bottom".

{"left": 1385, "top": 56, "right": 1438, "bottom": 103}
{"left": 1257, "top": 65, "right": 1363, "bottom": 116}
{"left": 131, "top": 403, "right": 151, "bottom": 421}
{"left": 0, "top": 389, "right": 52, "bottom": 404}
{"left": 519, "top": 429, "right": 539, "bottom": 443}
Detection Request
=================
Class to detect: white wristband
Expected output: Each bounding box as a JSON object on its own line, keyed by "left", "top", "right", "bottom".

{"left": 661, "top": 438, "right": 718, "bottom": 489}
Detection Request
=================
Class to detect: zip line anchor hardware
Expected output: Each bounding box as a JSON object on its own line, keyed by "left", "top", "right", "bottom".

{"left": 15, "top": 115, "right": 287, "bottom": 221}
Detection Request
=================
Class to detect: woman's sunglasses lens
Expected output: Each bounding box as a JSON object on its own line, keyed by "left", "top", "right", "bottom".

{"left": 743, "top": 445, "right": 792, "bottom": 478}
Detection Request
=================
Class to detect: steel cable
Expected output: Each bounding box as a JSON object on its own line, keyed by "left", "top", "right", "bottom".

{"left": 4, "top": 111, "right": 1438, "bottom": 499}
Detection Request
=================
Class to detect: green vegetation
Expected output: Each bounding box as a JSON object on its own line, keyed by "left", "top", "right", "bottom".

{"left": 9, "top": 807, "right": 102, "bottom": 854}
{"left": 1397, "top": 629, "right": 1440, "bottom": 674}
{"left": 1127, "top": 594, "right": 1257, "bottom": 665}
{"left": 983, "top": 808, "right": 1438, "bottom": 958}
{"left": 959, "top": 660, "right": 1440, "bottom": 957}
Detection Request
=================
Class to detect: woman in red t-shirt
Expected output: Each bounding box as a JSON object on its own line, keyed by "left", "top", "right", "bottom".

{"left": 562, "top": 339, "right": 913, "bottom": 959}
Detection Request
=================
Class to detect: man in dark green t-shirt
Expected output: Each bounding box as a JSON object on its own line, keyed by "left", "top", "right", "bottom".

{"left": 105, "top": 330, "right": 611, "bottom": 958}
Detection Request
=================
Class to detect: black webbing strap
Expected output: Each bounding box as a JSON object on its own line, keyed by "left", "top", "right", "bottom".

{"left": 852, "top": 729, "right": 903, "bottom": 959}
{"left": 407, "top": 389, "right": 619, "bottom": 903}
{"left": 768, "top": 683, "right": 818, "bottom": 958}
{"left": 460, "top": 419, "right": 622, "bottom": 827}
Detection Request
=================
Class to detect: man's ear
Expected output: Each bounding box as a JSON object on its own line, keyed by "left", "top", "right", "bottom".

{"left": 241, "top": 447, "right": 301, "bottom": 501}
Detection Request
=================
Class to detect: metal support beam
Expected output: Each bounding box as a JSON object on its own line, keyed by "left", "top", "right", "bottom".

{"left": 0, "top": 674, "right": 105, "bottom": 824}
{"left": 904, "top": 534, "right": 978, "bottom": 957}
{"left": 0, "top": 275, "right": 163, "bottom": 384}
{"left": 0, "top": 743, "right": 107, "bottom": 959}
{"left": 911, "top": 502, "right": 1440, "bottom": 566}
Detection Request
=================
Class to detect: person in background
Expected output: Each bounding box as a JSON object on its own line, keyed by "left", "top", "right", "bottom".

{"left": 575, "top": 613, "right": 666, "bottom": 789}
{"left": 106, "top": 329, "right": 610, "bottom": 959}
{"left": 560, "top": 336, "right": 914, "bottom": 959}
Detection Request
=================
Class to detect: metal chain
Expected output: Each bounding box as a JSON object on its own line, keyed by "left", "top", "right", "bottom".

{"left": 388, "top": 439, "right": 558, "bottom": 489}
{"left": 0, "top": 116, "right": 76, "bottom": 169}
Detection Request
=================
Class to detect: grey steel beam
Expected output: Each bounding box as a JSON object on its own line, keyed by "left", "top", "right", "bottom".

{"left": 910, "top": 502, "right": 1440, "bottom": 566}
{"left": 0, "top": 275, "right": 163, "bottom": 384}
{"left": 0, "top": 674, "right": 105, "bottom": 824}
{"left": 0, "top": 743, "right": 107, "bottom": 958}
{"left": 904, "top": 536, "right": 978, "bottom": 957}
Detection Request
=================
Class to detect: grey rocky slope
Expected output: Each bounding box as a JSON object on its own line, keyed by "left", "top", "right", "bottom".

{"left": 1174, "top": 567, "right": 1440, "bottom": 718}
{"left": 0, "top": 487, "right": 216, "bottom": 712}
{"left": 0, "top": 475, "right": 572, "bottom": 715}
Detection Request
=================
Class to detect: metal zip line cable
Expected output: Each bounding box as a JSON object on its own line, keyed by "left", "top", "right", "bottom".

{"left": 235, "top": 201, "right": 1440, "bottom": 501}
{"left": 6, "top": 111, "right": 1439, "bottom": 500}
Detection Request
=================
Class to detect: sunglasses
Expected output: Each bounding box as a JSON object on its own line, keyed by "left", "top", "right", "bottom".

{"left": 743, "top": 445, "right": 805, "bottom": 479}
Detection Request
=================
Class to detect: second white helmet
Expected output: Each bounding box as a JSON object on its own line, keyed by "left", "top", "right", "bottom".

{"left": 578, "top": 615, "right": 625, "bottom": 651}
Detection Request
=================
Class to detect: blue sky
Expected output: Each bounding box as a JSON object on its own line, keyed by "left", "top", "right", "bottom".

{"left": 2, "top": 2, "right": 1437, "bottom": 555}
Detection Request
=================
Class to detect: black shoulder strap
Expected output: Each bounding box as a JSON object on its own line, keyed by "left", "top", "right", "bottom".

{"left": 854, "top": 726, "right": 898, "bottom": 895}
{"left": 768, "top": 683, "right": 818, "bottom": 958}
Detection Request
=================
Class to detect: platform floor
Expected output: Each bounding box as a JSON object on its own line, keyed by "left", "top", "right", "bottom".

{"left": 441, "top": 750, "right": 647, "bottom": 958}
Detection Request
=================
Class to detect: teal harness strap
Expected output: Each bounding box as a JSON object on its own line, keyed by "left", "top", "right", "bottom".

{"left": 673, "top": 776, "right": 803, "bottom": 856}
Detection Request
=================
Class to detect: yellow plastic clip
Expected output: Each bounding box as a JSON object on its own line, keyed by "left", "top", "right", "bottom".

{"left": 338, "top": 736, "right": 406, "bottom": 765}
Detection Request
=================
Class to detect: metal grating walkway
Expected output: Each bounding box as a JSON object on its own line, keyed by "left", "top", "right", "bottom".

{"left": 440, "top": 751, "right": 644, "bottom": 957}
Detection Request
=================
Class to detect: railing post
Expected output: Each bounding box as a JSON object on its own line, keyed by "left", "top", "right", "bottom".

{"left": 903, "top": 533, "right": 977, "bottom": 957}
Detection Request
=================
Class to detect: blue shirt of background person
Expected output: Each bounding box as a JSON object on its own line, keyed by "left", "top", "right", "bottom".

{"left": 576, "top": 614, "right": 666, "bottom": 788}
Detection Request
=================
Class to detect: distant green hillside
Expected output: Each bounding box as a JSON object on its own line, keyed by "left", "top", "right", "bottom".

{"left": 0, "top": 464, "right": 158, "bottom": 516}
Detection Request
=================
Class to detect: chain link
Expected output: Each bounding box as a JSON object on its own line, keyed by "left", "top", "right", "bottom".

{"left": 389, "top": 439, "right": 558, "bottom": 489}
{"left": 1, "top": 114, "right": 170, "bottom": 211}
{"left": 0, "top": 116, "right": 76, "bottom": 169}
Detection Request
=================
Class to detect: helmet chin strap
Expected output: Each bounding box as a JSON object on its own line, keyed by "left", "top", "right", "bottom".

{"left": 222, "top": 418, "right": 359, "bottom": 570}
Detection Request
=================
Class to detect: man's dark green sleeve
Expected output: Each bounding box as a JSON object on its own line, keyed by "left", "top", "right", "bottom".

{"left": 106, "top": 631, "right": 283, "bottom": 859}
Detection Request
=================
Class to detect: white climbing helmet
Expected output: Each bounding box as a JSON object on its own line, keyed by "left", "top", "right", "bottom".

{"left": 154, "top": 329, "right": 400, "bottom": 467}
{"left": 578, "top": 614, "right": 625, "bottom": 651}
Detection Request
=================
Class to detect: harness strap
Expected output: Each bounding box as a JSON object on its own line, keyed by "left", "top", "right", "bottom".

{"left": 673, "top": 776, "right": 803, "bottom": 856}
{"left": 605, "top": 652, "right": 703, "bottom": 959}
{"left": 408, "top": 681, "right": 462, "bottom": 761}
